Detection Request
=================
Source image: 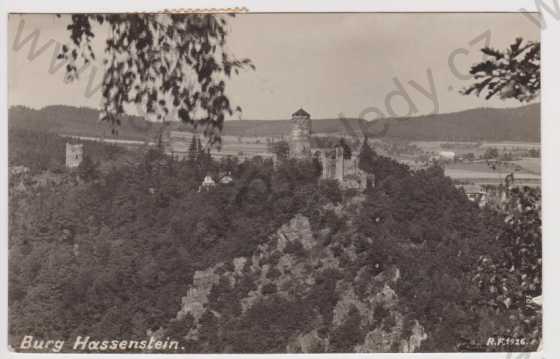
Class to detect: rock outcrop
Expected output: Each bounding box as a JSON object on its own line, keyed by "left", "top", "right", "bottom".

{"left": 170, "top": 210, "right": 427, "bottom": 353}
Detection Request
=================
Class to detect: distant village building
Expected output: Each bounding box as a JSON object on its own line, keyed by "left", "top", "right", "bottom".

{"left": 459, "top": 173, "right": 517, "bottom": 208}
{"left": 65, "top": 143, "right": 83, "bottom": 168}
{"left": 197, "top": 173, "right": 233, "bottom": 192}
{"left": 460, "top": 184, "right": 487, "bottom": 206}
{"left": 437, "top": 151, "right": 456, "bottom": 161}
{"left": 219, "top": 172, "right": 234, "bottom": 184}
{"left": 199, "top": 175, "right": 216, "bottom": 192}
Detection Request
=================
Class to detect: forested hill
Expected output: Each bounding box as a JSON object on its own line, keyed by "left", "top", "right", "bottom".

{"left": 9, "top": 103, "right": 539, "bottom": 142}
{"left": 9, "top": 142, "right": 541, "bottom": 352}
{"left": 8, "top": 105, "right": 162, "bottom": 141}
{"left": 383, "top": 103, "right": 540, "bottom": 142}
{"left": 224, "top": 103, "right": 540, "bottom": 141}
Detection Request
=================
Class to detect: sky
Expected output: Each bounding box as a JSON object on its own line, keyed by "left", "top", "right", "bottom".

{"left": 8, "top": 13, "right": 540, "bottom": 120}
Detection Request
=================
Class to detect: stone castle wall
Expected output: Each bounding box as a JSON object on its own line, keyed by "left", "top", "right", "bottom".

{"left": 319, "top": 148, "right": 369, "bottom": 190}
{"left": 286, "top": 108, "right": 371, "bottom": 190}
{"left": 65, "top": 143, "right": 83, "bottom": 168}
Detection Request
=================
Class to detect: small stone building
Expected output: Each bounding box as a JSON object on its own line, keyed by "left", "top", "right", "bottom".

{"left": 198, "top": 175, "right": 216, "bottom": 192}
{"left": 65, "top": 143, "right": 83, "bottom": 168}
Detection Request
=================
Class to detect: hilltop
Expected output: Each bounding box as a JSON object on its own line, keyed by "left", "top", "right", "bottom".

{"left": 383, "top": 104, "right": 540, "bottom": 142}
{"left": 9, "top": 103, "right": 540, "bottom": 142}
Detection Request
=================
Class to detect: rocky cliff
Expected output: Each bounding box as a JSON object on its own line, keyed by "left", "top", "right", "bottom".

{"left": 168, "top": 202, "right": 427, "bottom": 353}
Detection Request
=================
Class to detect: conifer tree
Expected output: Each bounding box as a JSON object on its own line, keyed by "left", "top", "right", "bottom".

{"left": 358, "top": 137, "right": 375, "bottom": 173}
{"left": 188, "top": 135, "right": 198, "bottom": 163}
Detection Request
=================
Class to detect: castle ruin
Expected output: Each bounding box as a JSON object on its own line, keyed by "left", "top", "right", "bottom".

{"left": 287, "top": 109, "right": 372, "bottom": 190}
{"left": 289, "top": 108, "right": 312, "bottom": 159}
{"left": 317, "top": 146, "right": 371, "bottom": 190}
{"left": 65, "top": 143, "right": 83, "bottom": 168}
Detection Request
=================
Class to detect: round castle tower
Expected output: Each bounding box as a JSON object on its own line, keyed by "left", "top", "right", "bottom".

{"left": 65, "top": 143, "right": 84, "bottom": 168}
{"left": 289, "top": 108, "right": 312, "bottom": 158}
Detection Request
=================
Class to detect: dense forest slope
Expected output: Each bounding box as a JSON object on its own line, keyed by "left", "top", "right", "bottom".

{"left": 383, "top": 104, "right": 540, "bottom": 141}
{"left": 9, "top": 103, "right": 540, "bottom": 142}
{"left": 8, "top": 130, "right": 541, "bottom": 352}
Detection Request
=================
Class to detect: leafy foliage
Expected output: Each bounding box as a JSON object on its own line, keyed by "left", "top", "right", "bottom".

{"left": 59, "top": 14, "right": 254, "bottom": 146}
{"left": 358, "top": 137, "right": 409, "bottom": 185}
{"left": 472, "top": 186, "right": 541, "bottom": 348}
{"left": 482, "top": 147, "right": 499, "bottom": 160}
{"left": 463, "top": 38, "right": 540, "bottom": 102}
{"left": 9, "top": 143, "right": 326, "bottom": 346}
{"left": 268, "top": 140, "right": 290, "bottom": 160}
{"left": 459, "top": 36, "right": 542, "bottom": 351}
{"left": 77, "top": 155, "right": 100, "bottom": 181}
{"left": 338, "top": 138, "right": 353, "bottom": 159}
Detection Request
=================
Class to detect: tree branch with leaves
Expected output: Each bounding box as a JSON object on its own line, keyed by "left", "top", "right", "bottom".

{"left": 462, "top": 37, "right": 540, "bottom": 103}
{"left": 59, "top": 13, "right": 254, "bottom": 147}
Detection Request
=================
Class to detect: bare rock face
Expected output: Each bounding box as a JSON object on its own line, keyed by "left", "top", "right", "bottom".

{"left": 172, "top": 213, "right": 427, "bottom": 352}
{"left": 175, "top": 214, "right": 319, "bottom": 340}
{"left": 332, "top": 286, "right": 368, "bottom": 327}
{"left": 287, "top": 329, "right": 329, "bottom": 353}
{"left": 356, "top": 327, "right": 395, "bottom": 352}
{"left": 176, "top": 265, "right": 221, "bottom": 322}
{"left": 352, "top": 311, "right": 428, "bottom": 353}
{"left": 400, "top": 320, "right": 428, "bottom": 352}
{"left": 276, "top": 214, "right": 315, "bottom": 251}
{"left": 330, "top": 268, "right": 427, "bottom": 353}
{"left": 374, "top": 284, "right": 398, "bottom": 309}
{"left": 233, "top": 257, "right": 246, "bottom": 274}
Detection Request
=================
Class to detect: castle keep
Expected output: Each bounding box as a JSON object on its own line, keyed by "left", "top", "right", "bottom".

{"left": 289, "top": 108, "right": 312, "bottom": 158}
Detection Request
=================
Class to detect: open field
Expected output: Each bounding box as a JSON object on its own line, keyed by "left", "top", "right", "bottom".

{"left": 446, "top": 161, "right": 523, "bottom": 173}
{"left": 480, "top": 142, "right": 540, "bottom": 150}
{"left": 507, "top": 157, "right": 541, "bottom": 174}
{"left": 445, "top": 168, "right": 540, "bottom": 187}
{"left": 444, "top": 168, "right": 540, "bottom": 180}
{"left": 445, "top": 157, "right": 540, "bottom": 174}
{"left": 412, "top": 140, "right": 540, "bottom": 157}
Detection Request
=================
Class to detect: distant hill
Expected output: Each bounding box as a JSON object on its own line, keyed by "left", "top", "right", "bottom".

{"left": 8, "top": 105, "right": 163, "bottom": 141}
{"left": 9, "top": 103, "right": 540, "bottom": 142}
{"left": 222, "top": 118, "right": 368, "bottom": 137}
{"left": 383, "top": 103, "right": 540, "bottom": 142}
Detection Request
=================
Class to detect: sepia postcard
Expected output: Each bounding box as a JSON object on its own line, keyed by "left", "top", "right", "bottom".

{"left": 6, "top": 11, "right": 542, "bottom": 354}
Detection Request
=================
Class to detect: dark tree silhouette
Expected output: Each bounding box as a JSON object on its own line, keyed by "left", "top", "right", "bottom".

{"left": 59, "top": 14, "right": 254, "bottom": 146}
{"left": 358, "top": 137, "right": 375, "bottom": 172}
{"left": 268, "top": 140, "right": 290, "bottom": 160}
{"left": 462, "top": 37, "right": 541, "bottom": 349}
{"left": 463, "top": 38, "right": 540, "bottom": 103}
{"left": 338, "top": 138, "right": 352, "bottom": 159}
{"left": 77, "top": 154, "right": 100, "bottom": 182}
{"left": 187, "top": 135, "right": 199, "bottom": 163}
